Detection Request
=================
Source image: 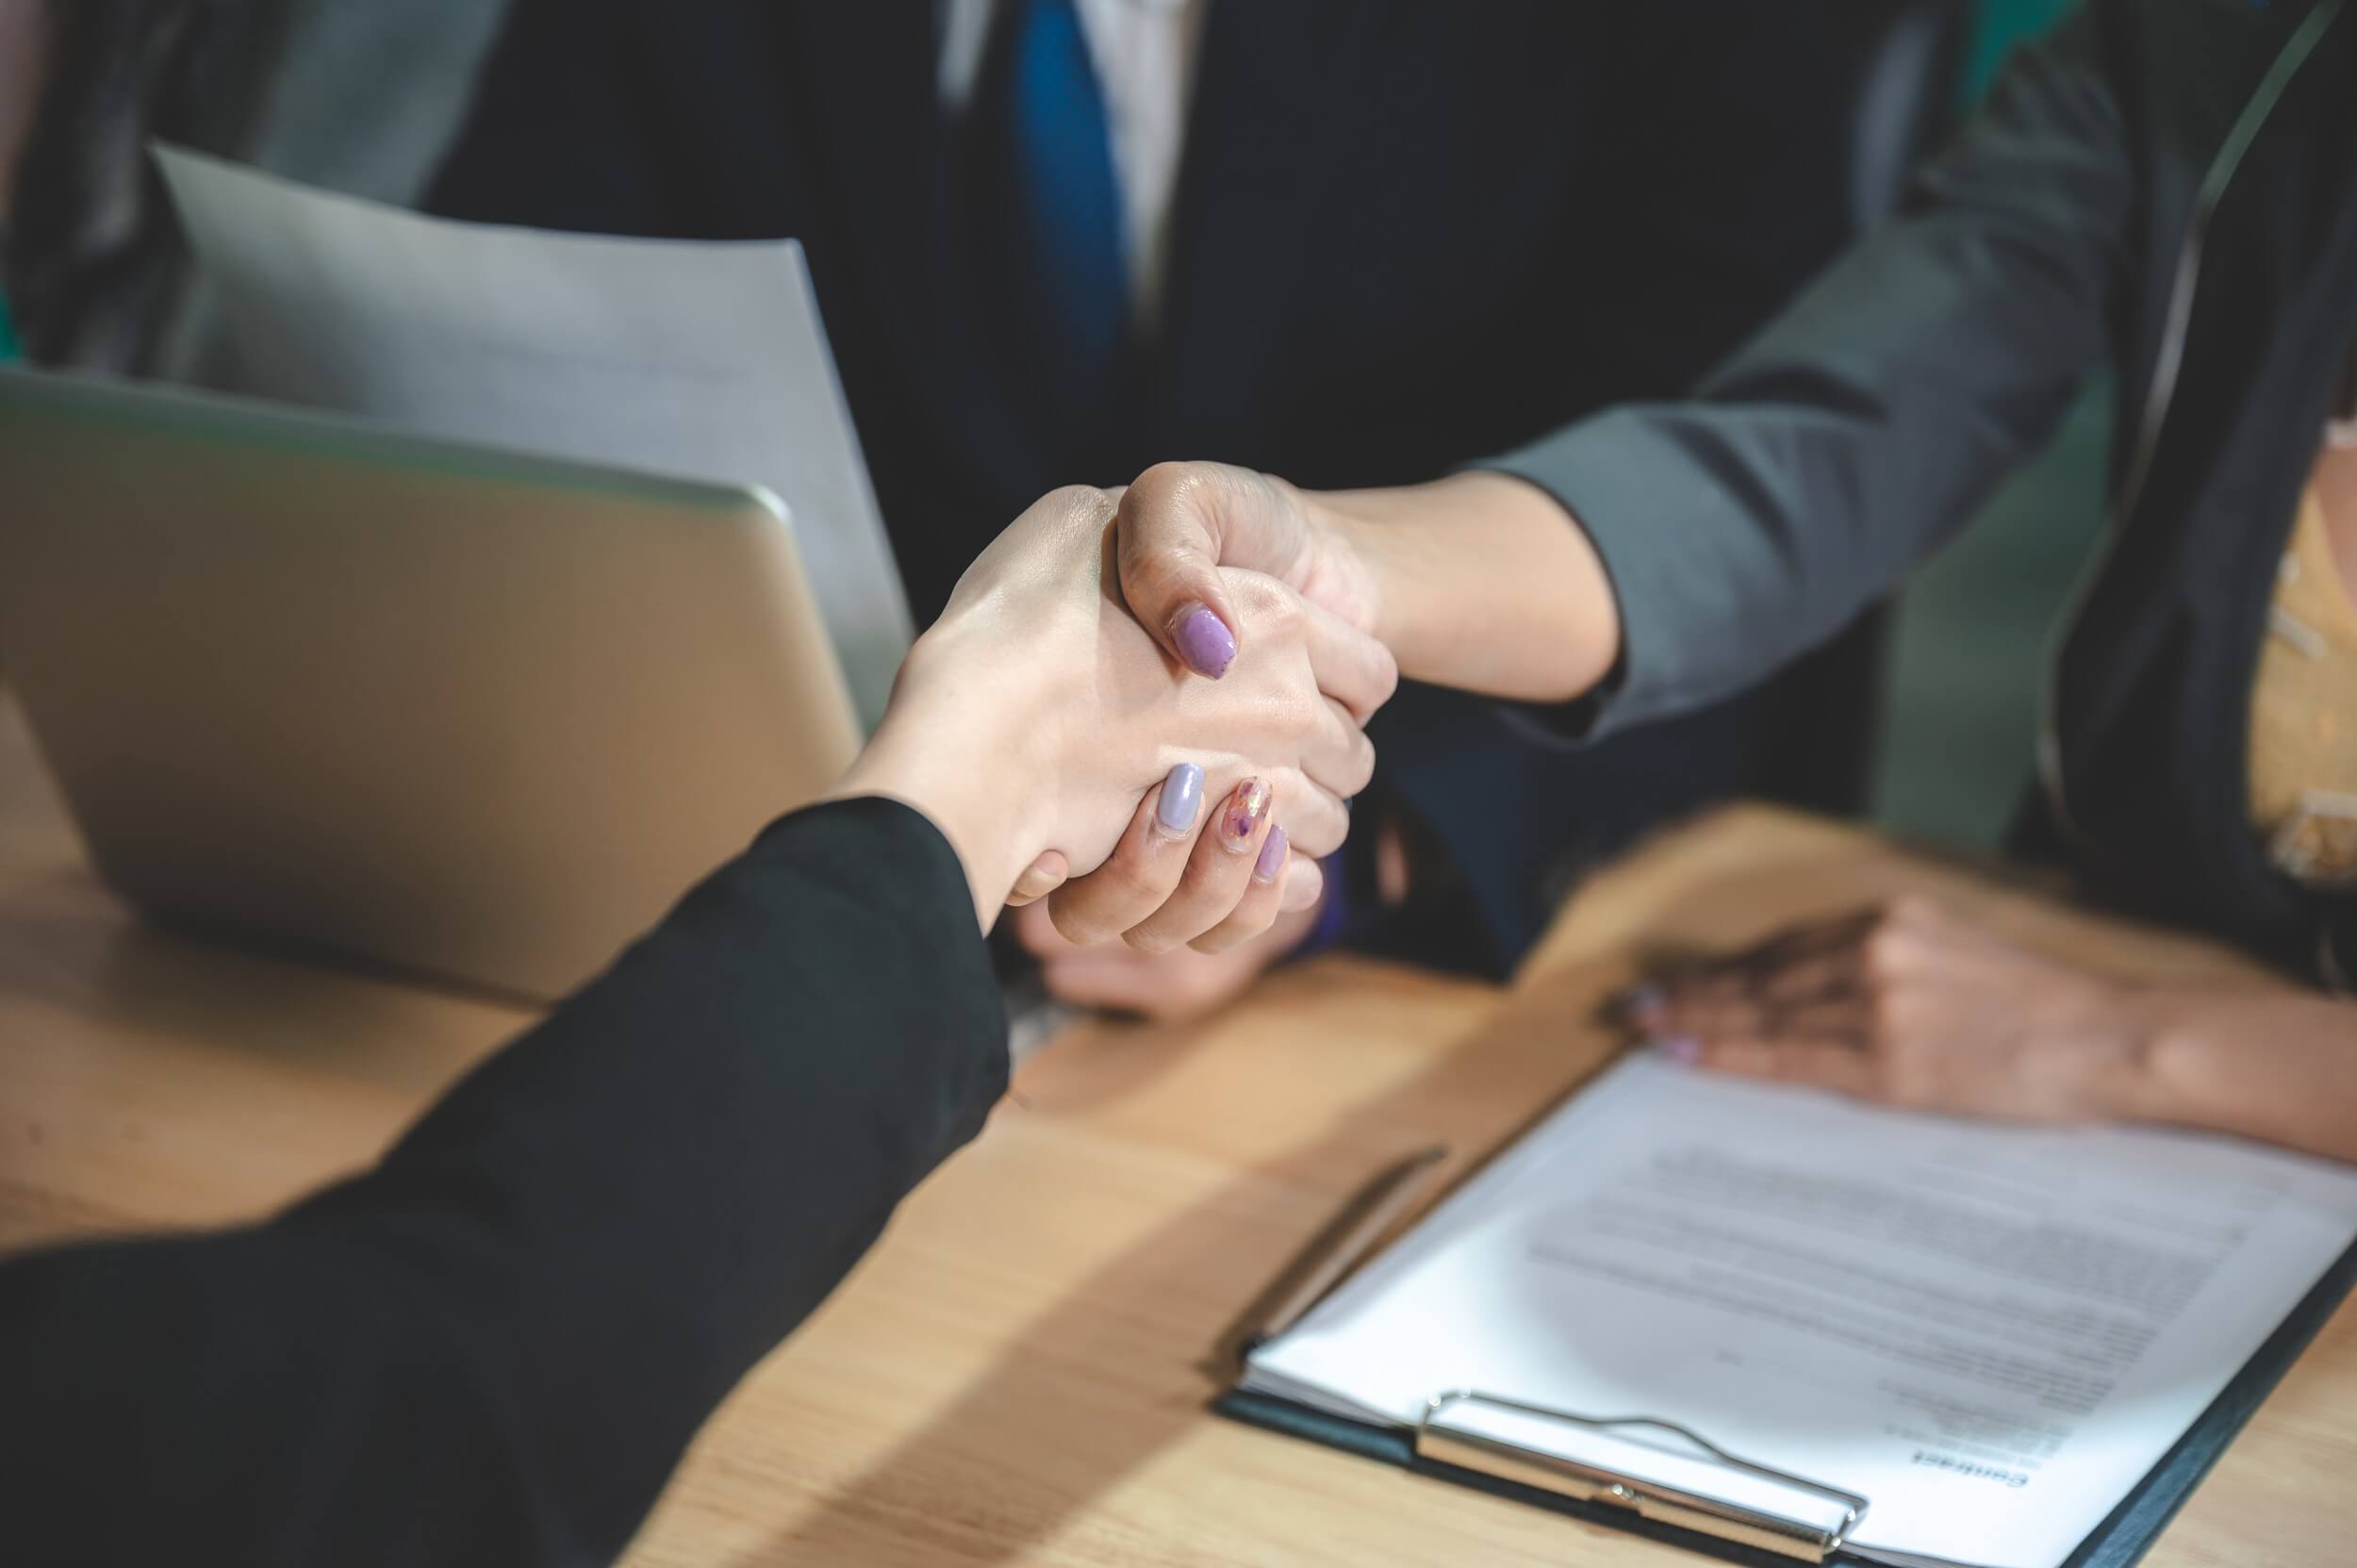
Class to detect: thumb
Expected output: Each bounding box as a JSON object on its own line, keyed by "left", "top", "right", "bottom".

{"left": 1114, "top": 462, "right": 1277, "bottom": 679}
{"left": 1005, "top": 850, "right": 1070, "bottom": 908}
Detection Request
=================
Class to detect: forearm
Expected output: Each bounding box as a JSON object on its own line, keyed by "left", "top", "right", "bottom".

{"left": 829, "top": 694, "right": 1049, "bottom": 930}
{"left": 2103, "top": 988, "right": 2357, "bottom": 1164}
{"left": 1343, "top": 11, "right": 2124, "bottom": 737}
{"left": 1311, "top": 471, "right": 1621, "bottom": 703}
{"left": 0, "top": 800, "right": 1009, "bottom": 1565}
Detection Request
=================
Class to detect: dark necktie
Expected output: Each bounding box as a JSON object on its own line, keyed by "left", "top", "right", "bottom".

{"left": 965, "top": 0, "right": 1129, "bottom": 454}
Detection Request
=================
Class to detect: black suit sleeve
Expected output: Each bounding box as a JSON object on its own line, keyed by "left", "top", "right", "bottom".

{"left": 0, "top": 797, "right": 1008, "bottom": 1567}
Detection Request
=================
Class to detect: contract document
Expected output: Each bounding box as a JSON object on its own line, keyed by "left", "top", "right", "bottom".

{"left": 153, "top": 146, "right": 912, "bottom": 727}
{"left": 1241, "top": 1055, "right": 2357, "bottom": 1568}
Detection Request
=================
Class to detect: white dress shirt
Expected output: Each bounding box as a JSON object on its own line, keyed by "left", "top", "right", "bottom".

{"left": 939, "top": 0, "right": 1205, "bottom": 329}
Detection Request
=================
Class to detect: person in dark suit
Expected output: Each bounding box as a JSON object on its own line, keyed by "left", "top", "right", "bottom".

{"left": 424, "top": 0, "right": 1895, "bottom": 1013}
{"left": 0, "top": 487, "right": 1392, "bottom": 1566}
{"left": 1094, "top": 1, "right": 2357, "bottom": 1160}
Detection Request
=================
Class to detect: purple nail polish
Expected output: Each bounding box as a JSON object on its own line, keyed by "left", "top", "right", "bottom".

{"left": 1172, "top": 605, "right": 1237, "bottom": 678}
{"left": 1156, "top": 763, "right": 1205, "bottom": 837}
{"left": 1220, "top": 779, "right": 1272, "bottom": 851}
{"left": 1656, "top": 1034, "right": 1702, "bottom": 1065}
{"left": 1254, "top": 825, "right": 1289, "bottom": 883}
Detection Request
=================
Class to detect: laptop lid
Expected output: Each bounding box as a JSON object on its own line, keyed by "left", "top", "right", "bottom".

{"left": 0, "top": 369, "right": 865, "bottom": 999}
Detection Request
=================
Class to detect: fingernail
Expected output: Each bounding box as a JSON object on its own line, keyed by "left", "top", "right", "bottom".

{"left": 1254, "top": 825, "right": 1289, "bottom": 883}
{"left": 1655, "top": 1034, "right": 1701, "bottom": 1065}
{"left": 1172, "top": 603, "right": 1236, "bottom": 679}
{"left": 1155, "top": 763, "right": 1205, "bottom": 838}
{"left": 1219, "top": 778, "right": 1273, "bottom": 852}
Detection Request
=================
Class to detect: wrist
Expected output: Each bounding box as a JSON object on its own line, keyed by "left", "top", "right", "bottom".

{"left": 828, "top": 629, "right": 1060, "bottom": 929}
{"left": 1311, "top": 471, "right": 1621, "bottom": 701}
{"left": 2072, "top": 987, "right": 2199, "bottom": 1125}
{"left": 1297, "top": 487, "right": 1392, "bottom": 643}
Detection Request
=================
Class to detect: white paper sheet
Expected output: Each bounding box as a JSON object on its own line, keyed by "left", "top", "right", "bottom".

{"left": 154, "top": 145, "right": 913, "bottom": 727}
{"left": 1244, "top": 1056, "right": 2357, "bottom": 1568}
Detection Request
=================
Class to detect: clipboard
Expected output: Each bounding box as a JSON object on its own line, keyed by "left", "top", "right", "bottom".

{"left": 1213, "top": 1144, "right": 2357, "bottom": 1568}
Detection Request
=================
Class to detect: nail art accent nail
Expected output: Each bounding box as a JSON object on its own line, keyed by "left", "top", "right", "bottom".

{"left": 1656, "top": 1034, "right": 1702, "bottom": 1065}
{"left": 1172, "top": 604, "right": 1237, "bottom": 678}
{"left": 1219, "top": 778, "right": 1273, "bottom": 851}
{"left": 1155, "top": 764, "right": 1205, "bottom": 837}
{"left": 1254, "top": 825, "right": 1289, "bottom": 883}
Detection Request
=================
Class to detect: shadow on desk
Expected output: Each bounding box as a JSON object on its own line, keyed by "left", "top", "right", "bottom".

{"left": 735, "top": 805, "right": 2280, "bottom": 1566}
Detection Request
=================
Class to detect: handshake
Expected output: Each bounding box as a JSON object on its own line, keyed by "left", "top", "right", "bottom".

{"left": 832, "top": 461, "right": 1402, "bottom": 972}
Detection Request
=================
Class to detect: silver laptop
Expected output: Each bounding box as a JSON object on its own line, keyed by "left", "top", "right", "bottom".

{"left": 0, "top": 369, "right": 865, "bottom": 999}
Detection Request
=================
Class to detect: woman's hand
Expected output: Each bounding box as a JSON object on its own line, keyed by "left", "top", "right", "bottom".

{"left": 1629, "top": 897, "right": 2146, "bottom": 1123}
{"left": 1023, "top": 754, "right": 1334, "bottom": 945}
{"left": 1012, "top": 895, "right": 1325, "bottom": 1022}
{"left": 1111, "top": 463, "right": 1385, "bottom": 666}
{"left": 829, "top": 487, "right": 1391, "bottom": 929}
{"left": 1628, "top": 895, "right": 2357, "bottom": 1164}
{"left": 1034, "top": 454, "right": 1606, "bottom": 956}
{"left": 1109, "top": 459, "right": 1620, "bottom": 702}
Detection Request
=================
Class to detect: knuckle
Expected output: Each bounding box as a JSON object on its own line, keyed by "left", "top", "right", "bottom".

{"left": 1050, "top": 857, "right": 1178, "bottom": 943}
{"left": 1044, "top": 484, "right": 1115, "bottom": 533}
{"left": 1225, "top": 571, "right": 1292, "bottom": 625}
{"left": 1047, "top": 482, "right": 1112, "bottom": 511}
{"left": 1204, "top": 892, "right": 1277, "bottom": 952}
{"left": 1129, "top": 460, "right": 1196, "bottom": 510}
{"left": 1189, "top": 924, "right": 1245, "bottom": 955}
{"left": 1179, "top": 854, "right": 1250, "bottom": 908}
{"left": 1861, "top": 924, "right": 1914, "bottom": 976}
{"left": 1047, "top": 901, "right": 1113, "bottom": 947}
{"left": 1107, "top": 847, "right": 1184, "bottom": 904}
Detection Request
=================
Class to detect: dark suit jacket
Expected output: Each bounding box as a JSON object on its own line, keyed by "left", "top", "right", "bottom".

{"left": 0, "top": 799, "right": 1008, "bottom": 1566}
{"left": 428, "top": 2, "right": 1871, "bottom": 968}
{"left": 1491, "top": 0, "right": 2357, "bottom": 986}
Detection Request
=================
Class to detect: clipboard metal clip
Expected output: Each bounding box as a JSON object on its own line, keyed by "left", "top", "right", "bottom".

{"left": 1415, "top": 1392, "right": 1870, "bottom": 1563}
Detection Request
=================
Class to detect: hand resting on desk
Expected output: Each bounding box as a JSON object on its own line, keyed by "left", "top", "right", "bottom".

{"left": 1629, "top": 895, "right": 2357, "bottom": 1164}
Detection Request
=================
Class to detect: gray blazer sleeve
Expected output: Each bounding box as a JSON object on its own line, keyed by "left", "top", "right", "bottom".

{"left": 1484, "top": 8, "right": 2133, "bottom": 738}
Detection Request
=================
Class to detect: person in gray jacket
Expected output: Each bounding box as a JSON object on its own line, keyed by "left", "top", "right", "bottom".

{"left": 1035, "top": 0, "right": 2357, "bottom": 1163}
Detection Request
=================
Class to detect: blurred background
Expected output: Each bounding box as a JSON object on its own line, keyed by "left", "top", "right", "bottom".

{"left": 0, "top": 0, "right": 2096, "bottom": 851}
{"left": 1873, "top": 0, "right": 2103, "bottom": 847}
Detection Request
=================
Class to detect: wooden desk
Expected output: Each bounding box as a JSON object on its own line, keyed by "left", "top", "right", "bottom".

{"left": 2, "top": 686, "right": 2350, "bottom": 1567}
